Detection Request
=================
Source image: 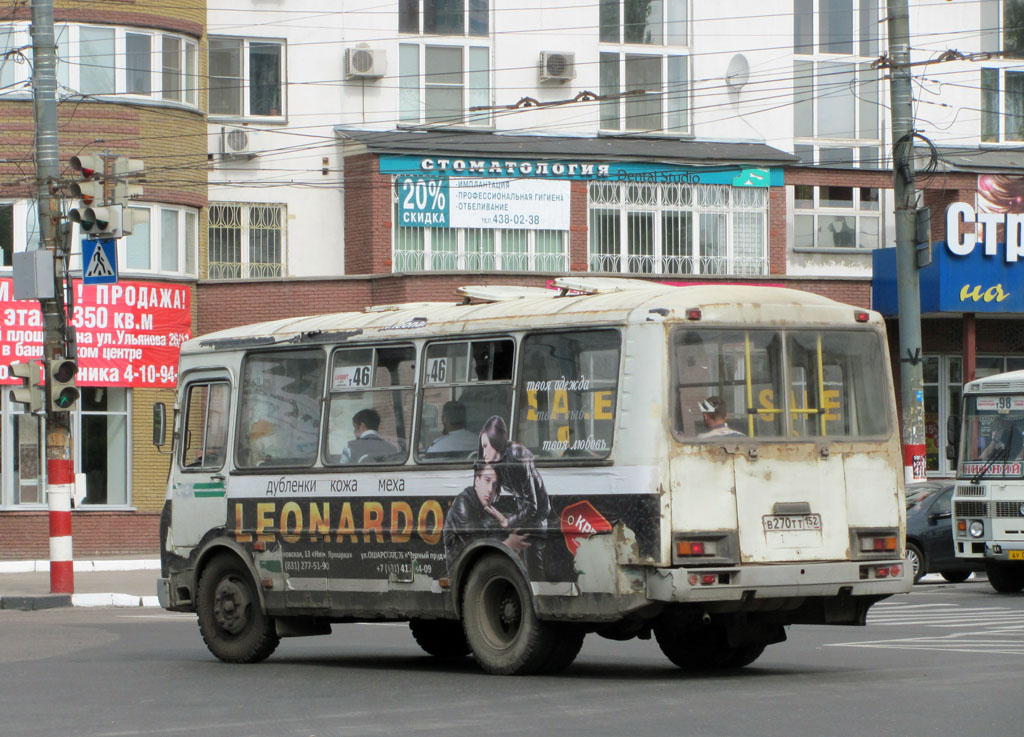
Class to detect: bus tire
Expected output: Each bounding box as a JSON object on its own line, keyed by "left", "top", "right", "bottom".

{"left": 537, "top": 625, "right": 585, "bottom": 674}
{"left": 939, "top": 570, "right": 971, "bottom": 583}
{"left": 654, "top": 620, "right": 764, "bottom": 671}
{"left": 985, "top": 561, "right": 1024, "bottom": 593}
{"left": 409, "top": 619, "right": 471, "bottom": 658}
{"left": 196, "top": 554, "right": 279, "bottom": 663}
{"left": 461, "top": 555, "right": 556, "bottom": 675}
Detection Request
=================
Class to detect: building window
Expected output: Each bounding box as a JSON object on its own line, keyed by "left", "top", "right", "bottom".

{"left": 79, "top": 388, "right": 129, "bottom": 505}
{"left": 2, "top": 389, "right": 130, "bottom": 507}
{"left": 0, "top": 200, "right": 39, "bottom": 268}
{"left": 981, "top": 67, "right": 1024, "bottom": 142}
{"left": 600, "top": 0, "right": 688, "bottom": 45}
{"left": 208, "top": 203, "right": 285, "bottom": 279}
{"left": 399, "top": 43, "right": 490, "bottom": 125}
{"left": 209, "top": 37, "right": 284, "bottom": 118}
{"left": 14, "top": 24, "right": 203, "bottom": 105}
{"left": 598, "top": 1, "right": 688, "bottom": 133}
{"left": 394, "top": 220, "right": 566, "bottom": 273}
{"left": 981, "top": 1, "right": 1024, "bottom": 58}
{"left": 399, "top": 0, "right": 489, "bottom": 36}
{"left": 588, "top": 181, "right": 767, "bottom": 275}
{"left": 793, "top": 61, "right": 879, "bottom": 150}
{"left": 793, "top": 184, "right": 880, "bottom": 249}
{"left": 794, "top": 0, "right": 879, "bottom": 56}
{"left": 117, "top": 204, "right": 199, "bottom": 277}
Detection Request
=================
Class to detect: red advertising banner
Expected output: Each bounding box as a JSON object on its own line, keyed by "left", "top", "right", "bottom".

{"left": 0, "top": 279, "right": 191, "bottom": 388}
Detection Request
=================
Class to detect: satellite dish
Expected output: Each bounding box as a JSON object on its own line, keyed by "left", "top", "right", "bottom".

{"left": 726, "top": 54, "right": 750, "bottom": 90}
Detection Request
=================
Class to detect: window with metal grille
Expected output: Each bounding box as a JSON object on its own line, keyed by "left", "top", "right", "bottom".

{"left": 208, "top": 203, "right": 284, "bottom": 279}
{"left": 587, "top": 181, "right": 766, "bottom": 275}
{"left": 391, "top": 201, "right": 566, "bottom": 272}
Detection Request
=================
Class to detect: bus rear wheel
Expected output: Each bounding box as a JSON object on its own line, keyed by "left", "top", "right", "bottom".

{"left": 654, "top": 619, "right": 766, "bottom": 671}
{"left": 985, "top": 561, "right": 1024, "bottom": 593}
{"left": 461, "top": 555, "right": 559, "bottom": 675}
{"left": 197, "top": 554, "right": 279, "bottom": 663}
{"left": 409, "top": 619, "right": 471, "bottom": 658}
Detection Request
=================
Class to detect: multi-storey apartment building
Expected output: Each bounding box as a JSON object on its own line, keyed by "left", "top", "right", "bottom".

{"left": 203, "top": 1, "right": 1024, "bottom": 480}
{"left": 0, "top": 2, "right": 206, "bottom": 556}
{"left": 4, "top": 1, "right": 1023, "bottom": 559}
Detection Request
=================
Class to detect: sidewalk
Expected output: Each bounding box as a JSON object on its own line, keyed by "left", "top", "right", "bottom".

{"left": 0, "top": 559, "right": 162, "bottom": 610}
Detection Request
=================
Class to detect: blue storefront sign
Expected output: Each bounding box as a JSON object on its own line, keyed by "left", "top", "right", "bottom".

{"left": 872, "top": 208, "right": 1024, "bottom": 315}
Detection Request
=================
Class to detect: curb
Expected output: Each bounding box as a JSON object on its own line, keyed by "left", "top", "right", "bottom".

{"left": 0, "top": 593, "right": 161, "bottom": 610}
{"left": 0, "top": 559, "right": 160, "bottom": 573}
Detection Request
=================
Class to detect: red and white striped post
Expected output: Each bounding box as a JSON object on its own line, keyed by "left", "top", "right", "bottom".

{"left": 47, "top": 456, "right": 74, "bottom": 593}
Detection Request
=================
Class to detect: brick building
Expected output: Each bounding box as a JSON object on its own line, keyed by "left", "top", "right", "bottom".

{"left": 0, "top": 1, "right": 206, "bottom": 557}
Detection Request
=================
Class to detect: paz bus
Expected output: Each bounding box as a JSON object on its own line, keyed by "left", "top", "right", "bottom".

{"left": 155, "top": 277, "right": 910, "bottom": 674}
{"left": 949, "top": 370, "right": 1024, "bottom": 593}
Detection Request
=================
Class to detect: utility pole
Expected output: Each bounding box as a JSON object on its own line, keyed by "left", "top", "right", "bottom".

{"left": 887, "top": 0, "right": 927, "bottom": 484}
{"left": 30, "top": 0, "right": 76, "bottom": 594}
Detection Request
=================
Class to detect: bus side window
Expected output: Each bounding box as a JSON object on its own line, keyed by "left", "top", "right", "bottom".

{"left": 182, "top": 382, "right": 230, "bottom": 471}
{"left": 515, "top": 329, "right": 620, "bottom": 459}
{"left": 236, "top": 350, "right": 325, "bottom": 468}
{"left": 418, "top": 338, "right": 514, "bottom": 462}
{"left": 324, "top": 344, "right": 414, "bottom": 466}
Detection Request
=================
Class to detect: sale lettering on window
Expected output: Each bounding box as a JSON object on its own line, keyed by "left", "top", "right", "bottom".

{"left": 515, "top": 330, "right": 621, "bottom": 460}
{"left": 0, "top": 279, "right": 191, "bottom": 388}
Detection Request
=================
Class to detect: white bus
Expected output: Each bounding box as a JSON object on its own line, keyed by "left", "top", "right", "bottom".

{"left": 155, "top": 277, "right": 910, "bottom": 674}
{"left": 950, "top": 370, "right": 1024, "bottom": 593}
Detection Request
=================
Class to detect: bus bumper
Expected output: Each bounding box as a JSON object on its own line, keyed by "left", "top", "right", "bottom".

{"left": 645, "top": 559, "right": 911, "bottom": 603}
{"left": 985, "top": 541, "right": 1024, "bottom": 561}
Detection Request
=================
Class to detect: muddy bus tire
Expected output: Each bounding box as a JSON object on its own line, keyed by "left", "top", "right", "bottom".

{"left": 461, "top": 555, "right": 557, "bottom": 675}
{"left": 985, "top": 561, "right": 1024, "bottom": 593}
{"left": 537, "top": 625, "right": 586, "bottom": 674}
{"left": 197, "top": 554, "right": 280, "bottom": 663}
{"left": 654, "top": 619, "right": 765, "bottom": 671}
{"left": 409, "top": 619, "right": 471, "bottom": 658}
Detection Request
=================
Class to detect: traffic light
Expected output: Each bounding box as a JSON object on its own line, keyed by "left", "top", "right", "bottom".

{"left": 70, "top": 203, "right": 124, "bottom": 238}
{"left": 9, "top": 361, "right": 43, "bottom": 413}
{"left": 48, "top": 358, "right": 80, "bottom": 411}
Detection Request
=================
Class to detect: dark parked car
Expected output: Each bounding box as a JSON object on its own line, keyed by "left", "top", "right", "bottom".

{"left": 905, "top": 481, "right": 985, "bottom": 584}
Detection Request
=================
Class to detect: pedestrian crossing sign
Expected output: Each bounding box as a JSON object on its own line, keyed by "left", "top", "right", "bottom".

{"left": 82, "top": 238, "right": 118, "bottom": 285}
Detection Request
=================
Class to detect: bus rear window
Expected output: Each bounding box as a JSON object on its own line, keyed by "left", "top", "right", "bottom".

{"left": 672, "top": 328, "right": 889, "bottom": 440}
{"left": 515, "top": 329, "right": 620, "bottom": 459}
{"left": 236, "top": 350, "right": 325, "bottom": 468}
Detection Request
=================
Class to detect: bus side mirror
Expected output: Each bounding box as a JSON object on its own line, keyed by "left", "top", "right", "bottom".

{"left": 945, "top": 415, "right": 960, "bottom": 467}
{"left": 153, "top": 403, "right": 167, "bottom": 447}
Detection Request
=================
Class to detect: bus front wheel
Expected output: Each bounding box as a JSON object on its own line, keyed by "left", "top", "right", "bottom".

{"left": 196, "top": 554, "right": 280, "bottom": 663}
{"left": 461, "top": 555, "right": 562, "bottom": 675}
{"left": 985, "top": 561, "right": 1024, "bottom": 593}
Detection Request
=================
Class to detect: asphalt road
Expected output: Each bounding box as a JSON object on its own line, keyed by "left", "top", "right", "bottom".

{"left": 1, "top": 577, "right": 1021, "bottom": 737}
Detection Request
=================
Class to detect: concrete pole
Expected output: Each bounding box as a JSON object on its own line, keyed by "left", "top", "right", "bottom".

{"left": 30, "top": 0, "right": 75, "bottom": 593}
{"left": 887, "top": 0, "right": 927, "bottom": 484}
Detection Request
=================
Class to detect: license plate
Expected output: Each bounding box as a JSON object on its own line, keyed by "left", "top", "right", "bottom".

{"left": 762, "top": 514, "right": 822, "bottom": 532}
{"left": 1010, "top": 551, "right": 1024, "bottom": 561}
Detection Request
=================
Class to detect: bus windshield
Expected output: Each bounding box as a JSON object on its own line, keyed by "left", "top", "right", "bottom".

{"left": 960, "top": 395, "right": 1024, "bottom": 474}
{"left": 671, "top": 328, "right": 890, "bottom": 440}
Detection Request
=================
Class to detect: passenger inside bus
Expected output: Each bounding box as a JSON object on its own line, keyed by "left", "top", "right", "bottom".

{"left": 340, "top": 408, "right": 399, "bottom": 463}
{"left": 424, "top": 401, "right": 477, "bottom": 455}
{"left": 697, "top": 396, "right": 745, "bottom": 439}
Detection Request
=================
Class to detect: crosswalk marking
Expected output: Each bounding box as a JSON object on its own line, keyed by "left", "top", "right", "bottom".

{"left": 826, "top": 598, "right": 1024, "bottom": 655}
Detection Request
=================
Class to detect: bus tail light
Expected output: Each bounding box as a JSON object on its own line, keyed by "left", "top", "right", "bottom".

{"left": 854, "top": 310, "right": 870, "bottom": 323}
{"left": 677, "top": 540, "right": 714, "bottom": 557}
{"left": 686, "top": 308, "right": 702, "bottom": 320}
{"left": 858, "top": 534, "right": 898, "bottom": 553}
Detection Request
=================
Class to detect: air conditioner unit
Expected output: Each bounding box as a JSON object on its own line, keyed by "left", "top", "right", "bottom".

{"left": 345, "top": 47, "right": 387, "bottom": 79}
{"left": 220, "top": 126, "right": 258, "bottom": 160}
{"left": 539, "top": 51, "right": 575, "bottom": 83}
